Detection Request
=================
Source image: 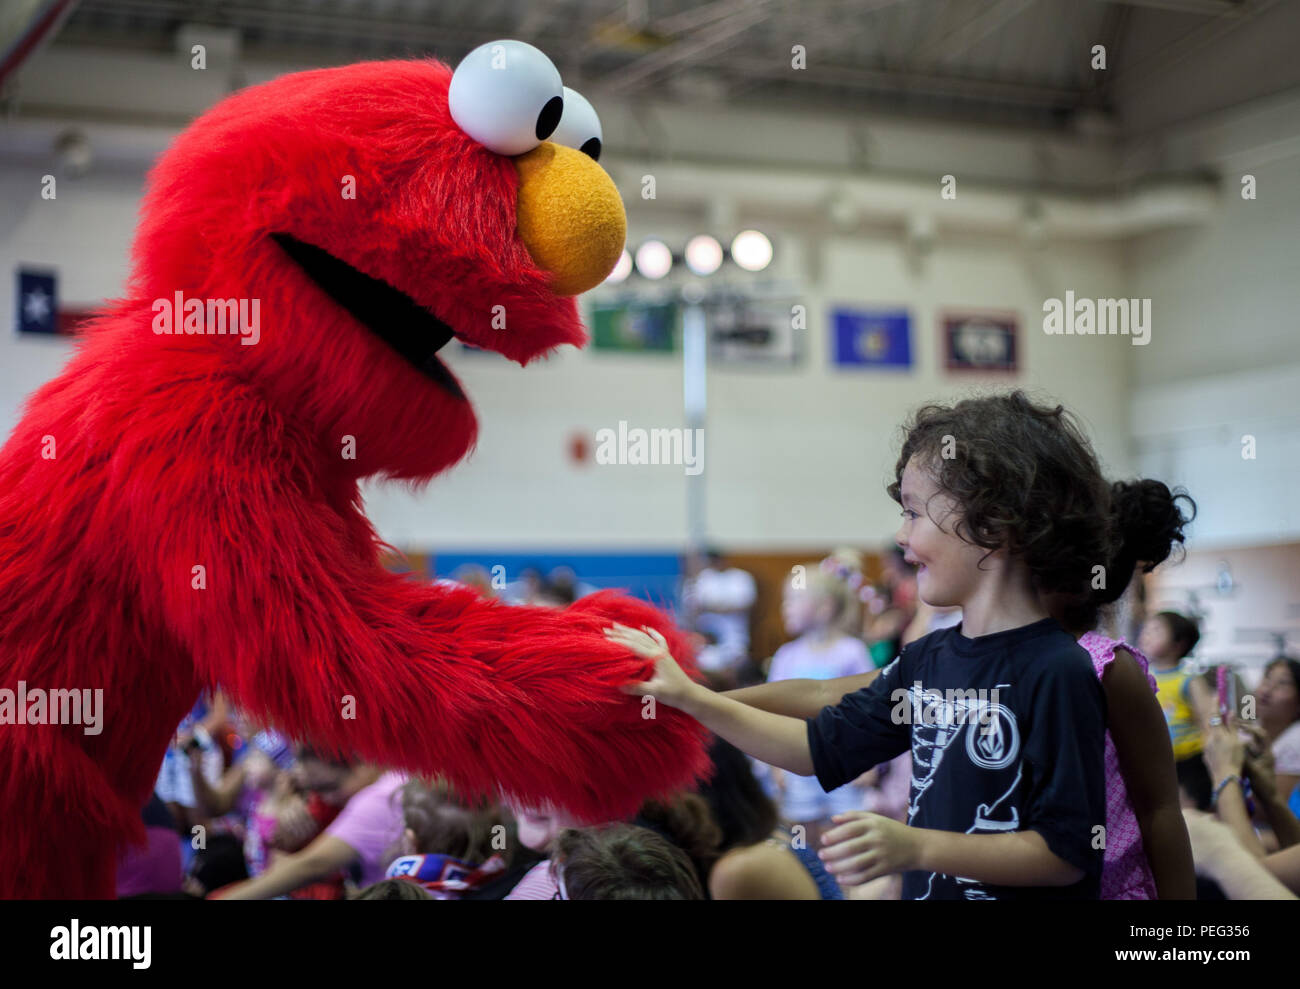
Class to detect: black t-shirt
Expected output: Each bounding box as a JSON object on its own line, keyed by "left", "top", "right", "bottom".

{"left": 807, "top": 617, "right": 1107, "bottom": 900}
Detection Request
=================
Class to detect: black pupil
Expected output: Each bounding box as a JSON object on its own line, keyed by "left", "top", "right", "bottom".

{"left": 580, "top": 137, "right": 601, "bottom": 161}
{"left": 535, "top": 96, "right": 563, "bottom": 141}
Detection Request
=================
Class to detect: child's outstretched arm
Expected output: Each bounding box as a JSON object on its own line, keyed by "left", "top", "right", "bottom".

{"left": 819, "top": 813, "right": 1084, "bottom": 887}
{"left": 723, "top": 670, "right": 881, "bottom": 719}
{"left": 1105, "top": 648, "right": 1197, "bottom": 899}
{"left": 609, "top": 624, "right": 815, "bottom": 776}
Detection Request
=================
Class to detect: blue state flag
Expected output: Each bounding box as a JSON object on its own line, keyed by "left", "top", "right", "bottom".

{"left": 832, "top": 308, "right": 912, "bottom": 368}
{"left": 17, "top": 268, "right": 58, "bottom": 335}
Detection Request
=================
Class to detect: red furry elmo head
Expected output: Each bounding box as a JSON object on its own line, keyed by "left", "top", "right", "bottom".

{"left": 129, "top": 52, "right": 625, "bottom": 481}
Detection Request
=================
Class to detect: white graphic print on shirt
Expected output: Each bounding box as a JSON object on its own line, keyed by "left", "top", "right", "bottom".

{"left": 907, "top": 682, "right": 1021, "bottom": 899}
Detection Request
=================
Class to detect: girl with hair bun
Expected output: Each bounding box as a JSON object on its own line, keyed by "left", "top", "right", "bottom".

{"left": 1048, "top": 477, "right": 1199, "bottom": 898}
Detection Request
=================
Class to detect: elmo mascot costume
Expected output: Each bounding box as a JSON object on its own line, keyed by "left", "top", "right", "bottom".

{"left": 0, "top": 41, "right": 710, "bottom": 899}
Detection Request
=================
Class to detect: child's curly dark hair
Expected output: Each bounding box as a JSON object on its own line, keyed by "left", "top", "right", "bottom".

{"left": 886, "top": 391, "right": 1114, "bottom": 596}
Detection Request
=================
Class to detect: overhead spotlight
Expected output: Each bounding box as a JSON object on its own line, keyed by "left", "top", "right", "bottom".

{"left": 684, "top": 235, "right": 722, "bottom": 276}
{"left": 730, "top": 229, "right": 772, "bottom": 272}
{"left": 634, "top": 239, "right": 673, "bottom": 280}
{"left": 605, "top": 249, "right": 632, "bottom": 285}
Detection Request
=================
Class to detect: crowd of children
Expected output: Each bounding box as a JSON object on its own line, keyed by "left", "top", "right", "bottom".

{"left": 123, "top": 390, "right": 1300, "bottom": 900}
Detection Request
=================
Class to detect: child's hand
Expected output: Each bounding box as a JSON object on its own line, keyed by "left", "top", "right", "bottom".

{"left": 606, "top": 622, "right": 698, "bottom": 710}
{"left": 818, "top": 811, "right": 921, "bottom": 885}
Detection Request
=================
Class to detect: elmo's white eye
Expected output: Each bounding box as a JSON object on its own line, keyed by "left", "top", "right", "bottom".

{"left": 448, "top": 40, "right": 563, "bottom": 156}
{"left": 550, "top": 87, "right": 603, "bottom": 161}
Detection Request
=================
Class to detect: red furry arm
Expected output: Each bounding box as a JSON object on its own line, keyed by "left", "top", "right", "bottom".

{"left": 147, "top": 475, "right": 709, "bottom": 823}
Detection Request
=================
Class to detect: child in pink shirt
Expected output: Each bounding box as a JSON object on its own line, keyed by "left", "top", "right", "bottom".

{"left": 1078, "top": 631, "right": 1160, "bottom": 899}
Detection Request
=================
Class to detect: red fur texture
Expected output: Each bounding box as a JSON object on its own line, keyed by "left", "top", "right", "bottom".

{"left": 0, "top": 58, "right": 711, "bottom": 898}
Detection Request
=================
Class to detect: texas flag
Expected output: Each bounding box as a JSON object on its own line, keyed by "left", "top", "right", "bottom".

{"left": 832, "top": 308, "right": 912, "bottom": 369}
{"left": 17, "top": 268, "right": 58, "bottom": 335}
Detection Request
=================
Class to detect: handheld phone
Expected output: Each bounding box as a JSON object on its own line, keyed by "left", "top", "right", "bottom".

{"left": 1216, "top": 665, "right": 1235, "bottom": 721}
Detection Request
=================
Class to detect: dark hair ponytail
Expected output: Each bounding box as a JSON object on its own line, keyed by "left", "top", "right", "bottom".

{"left": 1102, "top": 480, "right": 1196, "bottom": 603}
{"left": 1065, "top": 479, "right": 1196, "bottom": 631}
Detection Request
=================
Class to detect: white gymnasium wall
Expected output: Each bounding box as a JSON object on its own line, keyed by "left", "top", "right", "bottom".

{"left": 0, "top": 151, "right": 1133, "bottom": 551}
{"left": 1129, "top": 151, "right": 1300, "bottom": 550}
{"left": 364, "top": 220, "right": 1134, "bottom": 550}
{"left": 0, "top": 163, "right": 140, "bottom": 436}
{"left": 7, "top": 40, "right": 1298, "bottom": 555}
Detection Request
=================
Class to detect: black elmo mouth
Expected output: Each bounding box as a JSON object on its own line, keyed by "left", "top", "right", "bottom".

{"left": 271, "top": 232, "right": 465, "bottom": 400}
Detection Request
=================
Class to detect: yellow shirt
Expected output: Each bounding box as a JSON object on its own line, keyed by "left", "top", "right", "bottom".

{"left": 1153, "top": 663, "right": 1203, "bottom": 760}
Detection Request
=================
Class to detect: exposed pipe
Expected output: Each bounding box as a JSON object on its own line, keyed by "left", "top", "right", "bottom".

{"left": 0, "top": 0, "right": 79, "bottom": 91}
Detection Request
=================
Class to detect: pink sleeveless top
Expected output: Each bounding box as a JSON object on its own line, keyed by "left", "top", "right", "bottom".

{"left": 1078, "top": 632, "right": 1159, "bottom": 899}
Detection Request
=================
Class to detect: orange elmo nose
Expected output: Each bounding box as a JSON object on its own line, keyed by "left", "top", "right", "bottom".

{"left": 513, "top": 143, "right": 627, "bottom": 297}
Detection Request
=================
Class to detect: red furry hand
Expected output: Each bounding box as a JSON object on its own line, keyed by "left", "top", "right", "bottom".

{"left": 166, "top": 510, "right": 712, "bottom": 825}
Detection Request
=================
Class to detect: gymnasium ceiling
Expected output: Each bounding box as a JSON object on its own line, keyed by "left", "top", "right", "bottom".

{"left": 42, "top": 0, "right": 1300, "bottom": 136}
